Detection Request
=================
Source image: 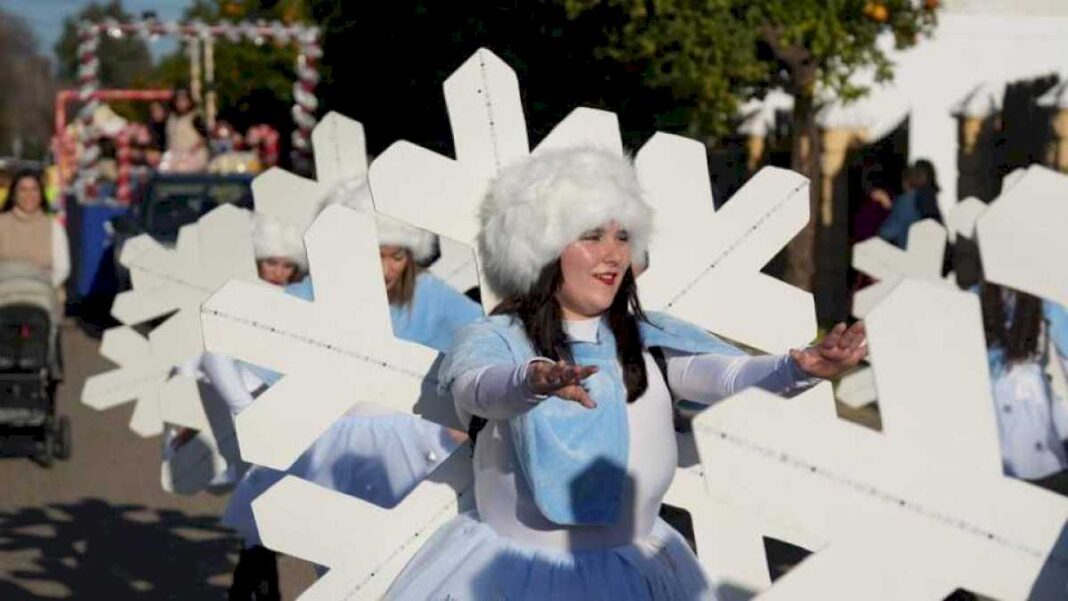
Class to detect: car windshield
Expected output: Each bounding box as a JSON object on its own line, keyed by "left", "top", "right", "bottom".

{"left": 143, "top": 179, "right": 252, "bottom": 241}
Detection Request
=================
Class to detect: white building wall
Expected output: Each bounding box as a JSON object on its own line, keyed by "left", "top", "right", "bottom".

{"left": 942, "top": 0, "right": 1068, "bottom": 15}
{"left": 755, "top": 6, "right": 1068, "bottom": 216}
{"left": 882, "top": 12, "right": 1068, "bottom": 214}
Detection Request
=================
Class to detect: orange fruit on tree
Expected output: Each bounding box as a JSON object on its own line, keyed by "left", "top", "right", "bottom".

{"left": 866, "top": 2, "right": 889, "bottom": 23}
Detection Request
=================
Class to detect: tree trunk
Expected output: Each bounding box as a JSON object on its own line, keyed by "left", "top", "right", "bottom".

{"left": 784, "top": 87, "right": 819, "bottom": 292}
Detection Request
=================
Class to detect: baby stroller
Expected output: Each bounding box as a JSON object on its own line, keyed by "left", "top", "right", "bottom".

{"left": 0, "top": 261, "right": 69, "bottom": 466}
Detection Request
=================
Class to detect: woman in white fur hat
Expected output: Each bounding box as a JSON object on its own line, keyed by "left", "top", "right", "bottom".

{"left": 285, "top": 176, "right": 482, "bottom": 351}
{"left": 222, "top": 177, "right": 483, "bottom": 598}
{"left": 162, "top": 212, "right": 308, "bottom": 600}
{"left": 167, "top": 212, "right": 308, "bottom": 455}
{"left": 383, "top": 147, "right": 867, "bottom": 600}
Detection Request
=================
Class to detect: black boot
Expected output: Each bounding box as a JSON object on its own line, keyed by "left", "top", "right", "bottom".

{"left": 229, "top": 545, "right": 281, "bottom": 601}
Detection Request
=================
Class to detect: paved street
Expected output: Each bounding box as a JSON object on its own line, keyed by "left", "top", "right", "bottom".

{"left": 0, "top": 323, "right": 316, "bottom": 599}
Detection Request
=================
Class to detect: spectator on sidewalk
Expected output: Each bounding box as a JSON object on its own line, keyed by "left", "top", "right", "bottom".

{"left": 0, "top": 170, "right": 70, "bottom": 294}
{"left": 878, "top": 159, "right": 942, "bottom": 249}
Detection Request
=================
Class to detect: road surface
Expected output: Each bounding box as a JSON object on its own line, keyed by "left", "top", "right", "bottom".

{"left": 0, "top": 323, "right": 316, "bottom": 599}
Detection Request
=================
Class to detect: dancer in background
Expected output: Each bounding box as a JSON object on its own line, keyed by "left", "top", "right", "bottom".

{"left": 979, "top": 280, "right": 1068, "bottom": 491}
{"left": 162, "top": 211, "right": 307, "bottom": 600}
{"left": 224, "top": 179, "right": 482, "bottom": 600}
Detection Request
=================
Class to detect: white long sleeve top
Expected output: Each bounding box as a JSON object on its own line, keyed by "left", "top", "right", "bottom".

{"left": 451, "top": 317, "right": 816, "bottom": 551}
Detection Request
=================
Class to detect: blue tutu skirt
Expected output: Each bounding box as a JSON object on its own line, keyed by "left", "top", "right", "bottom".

{"left": 223, "top": 411, "right": 460, "bottom": 546}
{"left": 384, "top": 512, "right": 717, "bottom": 601}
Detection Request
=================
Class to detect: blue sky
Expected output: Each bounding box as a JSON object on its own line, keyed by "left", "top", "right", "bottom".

{"left": 1, "top": 0, "right": 193, "bottom": 62}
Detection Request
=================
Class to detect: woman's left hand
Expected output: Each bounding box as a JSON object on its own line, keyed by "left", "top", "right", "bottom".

{"left": 790, "top": 322, "right": 868, "bottom": 379}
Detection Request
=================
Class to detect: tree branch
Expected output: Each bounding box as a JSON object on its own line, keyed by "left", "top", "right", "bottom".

{"left": 759, "top": 24, "right": 817, "bottom": 93}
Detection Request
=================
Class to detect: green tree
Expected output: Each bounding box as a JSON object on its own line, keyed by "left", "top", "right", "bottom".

{"left": 0, "top": 7, "right": 55, "bottom": 159}
{"left": 54, "top": 1, "right": 153, "bottom": 89}
{"left": 149, "top": 0, "right": 309, "bottom": 147}
{"left": 565, "top": 0, "right": 938, "bottom": 291}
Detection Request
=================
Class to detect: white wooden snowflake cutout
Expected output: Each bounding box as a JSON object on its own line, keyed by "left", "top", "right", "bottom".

{"left": 242, "top": 47, "right": 822, "bottom": 600}
{"left": 81, "top": 205, "right": 256, "bottom": 437}
{"left": 689, "top": 279, "right": 1068, "bottom": 599}
{"left": 977, "top": 164, "right": 1068, "bottom": 308}
{"left": 200, "top": 204, "right": 449, "bottom": 472}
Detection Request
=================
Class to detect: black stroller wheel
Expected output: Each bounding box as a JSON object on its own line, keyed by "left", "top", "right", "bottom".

{"left": 53, "top": 416, "right": 71, "bottom": 460}
{"left": 37, "top": 426, "right": 54, "bottom": 468}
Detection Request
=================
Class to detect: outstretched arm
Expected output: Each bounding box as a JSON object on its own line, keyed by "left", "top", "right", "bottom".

{"left": 665, "top": 322, "right": 867, "bottom": 404}
{"left": 452, "top": 359, "right": 598, "bottom": 421}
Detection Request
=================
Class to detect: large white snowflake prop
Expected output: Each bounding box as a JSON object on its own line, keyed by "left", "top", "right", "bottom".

{"left": 634, "top": 134, "right": 814, "bottom": 353}
{"left": 201, "top": 204, "right": 448, "bottom": 471}
{"left": 81, "top": 205, "right": 256, "bottom": 437}
{"left": 370, "top": 49, "right": 814, "bottom": 353}
{"left": 368, "top": 49, "right": 623, "bottom": 312}
{"left": 848, "top": 166, "right": 1068, "bottom": 415}
{"left": 690, "top": 279, "right": 1068, "bottom": 599}
{"left": 977, "top": 165, "right": 1068, "bottom": 308}
{"left": 838, "top": 218, "right": 946, "bottom": 410}
{"left": 240, "top": 48, "right": 820, "bottom": 600}
{"left": 851, "top": 219, "right": 946, "bottom": 319}
{"left": 976, "top": 163, "right": 1068, "bottom": 423}
{"left": 239, "top": 86, "right": 1067, "bottom": 598}
{"left": 251, "top": 111, "right": 367, "bottom": 246}
{"left": 162, "top": 112, "right": 377, "bottom": 494}
{"left": 202, "top": 203, "right": 479, "bottom": 598}
{"left": 256, "top": 452, "right": 475, "bottom": 600}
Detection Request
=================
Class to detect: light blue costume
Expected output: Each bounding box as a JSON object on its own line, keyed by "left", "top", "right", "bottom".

{"left": 223, "top": 271, "right": 482, "bottom": 545}
{"left": 985, "top": 294, "right": 1068, "bottom": 480}
{"left": 438, "top": 311, "right": 742, "bottom": 525}
{"left": 385, "top": 311, "right": 800, "bottom": 600}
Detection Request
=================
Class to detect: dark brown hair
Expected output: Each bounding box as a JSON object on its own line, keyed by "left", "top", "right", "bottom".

{"left": 492, "top": 260, "right": 649, "bottom": 403}
{"left": 467, "top": 261, "right": 649, "bottom": 443}
{"left": 2, "top": 170, "right": 50, "bottom": 214}
{"left": 980, "top": 282, "right": 1044, "bottom": 363}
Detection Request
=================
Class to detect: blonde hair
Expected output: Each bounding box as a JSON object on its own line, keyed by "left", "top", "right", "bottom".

{"left": 387, "top": 249, "right": 419, "bottom": 306}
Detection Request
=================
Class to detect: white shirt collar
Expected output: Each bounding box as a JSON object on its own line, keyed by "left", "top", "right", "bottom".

{"left": 563, "top": 317, "right": 600, "bottom": 343}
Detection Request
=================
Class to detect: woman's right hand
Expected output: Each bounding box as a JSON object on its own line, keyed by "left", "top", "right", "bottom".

{"left": 526, "top": 360, "right": 599, "bottom": 409}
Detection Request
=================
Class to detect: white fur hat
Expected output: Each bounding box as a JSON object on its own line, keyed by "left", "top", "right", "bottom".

{"left": 320, "top": 176, "right": 439, "bottom": 265}
{"left": 252, "top": 213, "right": 308, "bottom": 272}
{"left": 478, "top": 147, "right": 653, "bottom": 298}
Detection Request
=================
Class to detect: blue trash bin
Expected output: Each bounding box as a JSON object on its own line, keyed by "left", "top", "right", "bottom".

{"left": 72, "top": 202, "right": 129, "bottom": 301}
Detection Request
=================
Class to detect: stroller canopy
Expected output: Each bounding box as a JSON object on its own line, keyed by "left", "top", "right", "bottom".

{"left": 0, "top": 260, "right": 59, "bottom": 319}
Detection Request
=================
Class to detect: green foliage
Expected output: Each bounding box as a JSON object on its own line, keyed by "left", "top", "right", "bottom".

{"left": 147, "top": 0, "right": 310, "bottom": 131}
{"left": 54, "top": 1, "right": 153, "bottom": 88}
{"left": 565, "top": 0, "right": 937, "bottom": 138}
{"left": 0, "top": 7, "right": 54, "bottom": 159}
